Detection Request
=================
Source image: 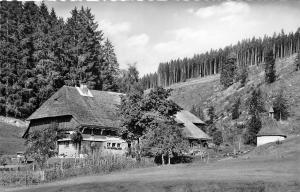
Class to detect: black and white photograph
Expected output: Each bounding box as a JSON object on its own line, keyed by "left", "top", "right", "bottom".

{"left": 0, "top": 0, "right": 300, "bottom": 191}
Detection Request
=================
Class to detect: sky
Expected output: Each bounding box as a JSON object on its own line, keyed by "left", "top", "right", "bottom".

{"left": 44, "top": 0, "right": 300, "bottom": 76}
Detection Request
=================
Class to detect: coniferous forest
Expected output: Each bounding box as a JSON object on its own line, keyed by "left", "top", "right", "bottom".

{"left": 0, "top": 1, "right": 119, "bottom": 118}
{"left": 141, "top": 28, "right": 300, "bottom": 89}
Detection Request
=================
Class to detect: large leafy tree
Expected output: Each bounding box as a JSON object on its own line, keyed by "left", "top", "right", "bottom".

{"left": 119, "top": 86, "right": 183, "bottom": 163}
{"left": 118, "top": 64, "right": 140, "bottom": 93}
{"left": 141, "top": 119, "right": 189, "bottom": 165}
{"left": 25, "top": 123, "right": 63, "bottom": 169}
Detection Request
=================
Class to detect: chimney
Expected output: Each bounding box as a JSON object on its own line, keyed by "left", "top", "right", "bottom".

{"left": 269, "top": 106, "right": 274, "bottom": 119}
{"left": 76, "top": 84, "right": 93, "bottom": 97}
{"left": 80, "top": 84, "right": 89, "bottom": 95}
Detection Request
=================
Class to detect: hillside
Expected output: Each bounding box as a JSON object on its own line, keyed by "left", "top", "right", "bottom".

{"left": 168, "top": 53, "right": 300, "bottom": 135}
{"left": 0, "top": 118, "right": 26, "bottom": 155}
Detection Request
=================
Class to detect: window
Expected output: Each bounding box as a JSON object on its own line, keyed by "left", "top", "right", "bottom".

{"left": 112, "top": 143, "right": 116, "bottom": 148}
{"left": 65, "top": 141, "right": 69, "bottom": 148}
{"left": 107, "top": 142, "right": 111, "bottom": 148}
{"left": 117, "top": 143, "right": 121, "bottom": 148}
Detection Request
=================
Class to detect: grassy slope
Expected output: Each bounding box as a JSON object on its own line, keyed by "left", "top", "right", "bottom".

{"left": 169, "top": 54, "right": 300, "bottom": 135}
{"left": 8, "top": 137, "right": 300, "bottom": 192}
{"left": 0, "top": 121, "right": 26, "bottom": 155}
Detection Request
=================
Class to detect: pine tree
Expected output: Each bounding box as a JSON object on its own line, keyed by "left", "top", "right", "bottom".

{"left": 231, "top": 97, "right": 241, "bottom": 120}
{"left": 295, "top": 51, "right": 300, "bottom": 71}
{"left": 264, "top": 49, "right": 276, "bottom": 83}
{"left": 244, "top": 88, "right": 264, "bottom": 145}
{"left": 220, "top": 52, "right": 237, "bottom": 88}
{"left": 273, "top": 89, "right": 289, "bottom": 121}
{"left": 190, "top": 105, "right": 204, "bottom": 120}
{"left": 207, "top": 105, "right": 216, "bottom": 125}
{"left": 101, "top": 38, "right": 119, "bottom": 91}
{"left": 64, "top": 7, "right": 104, "bottom": 89}
{"left": 243, "top": 114, "right": 261, "bottom": 145}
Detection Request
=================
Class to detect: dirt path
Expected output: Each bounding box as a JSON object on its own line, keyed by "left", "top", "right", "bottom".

{"left": 3, "top": 156, "right": 300, "bottom": 192}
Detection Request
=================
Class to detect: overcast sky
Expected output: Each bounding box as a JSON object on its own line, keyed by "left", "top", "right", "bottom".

{"left": 45, "top": 0, "right": 300, "bottom": 76}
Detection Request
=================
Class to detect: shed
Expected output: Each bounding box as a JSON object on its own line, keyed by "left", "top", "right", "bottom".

{"left": 256, "top": 117, "right": 286, "bottom": 146}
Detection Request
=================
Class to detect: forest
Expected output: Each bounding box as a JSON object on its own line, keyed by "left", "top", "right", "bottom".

{"left": 0, "top": 1, "right": 120, "bottom": 118}
{"left": 141, "top": 28, "right": 300, "bottom": 89}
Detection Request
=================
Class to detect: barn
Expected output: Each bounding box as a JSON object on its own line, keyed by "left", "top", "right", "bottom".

{"left": 23, "top": 85, "right": 128, "bottom": 158}
{"left": 256, "top": 107, "right": 287, "bottom": 146}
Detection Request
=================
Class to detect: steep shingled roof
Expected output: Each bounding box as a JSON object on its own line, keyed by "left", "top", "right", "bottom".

{"left": 257, "top": 116, "right": 286, "bottom": 137}
{"left": 175, "top": 110, "right": 206, "bottom": 125}
{"left": 27, "top": 86, "right": 123, "bottom": 128}
{"left": 175, "top": 110, "right": 211, "bottom": 140}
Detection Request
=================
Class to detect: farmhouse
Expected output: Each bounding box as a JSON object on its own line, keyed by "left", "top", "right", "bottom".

{"left": 23, "top": 85, "right": 127, "bottom": 157}
{"left": 256, "top": 107, "right": 287, "bottom": 146}
{"left": 175, "top": 110, "right": 211, "bottom": 148}
{"left": 23, "top": 85, "right": 210, "bottom": 157}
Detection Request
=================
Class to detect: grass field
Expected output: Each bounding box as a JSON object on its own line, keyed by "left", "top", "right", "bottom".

{"left": 4, "top": 137, "right": 300, "bottom": 192}
{"left": 0, "top": 121, "right": 26, "bottom": 155}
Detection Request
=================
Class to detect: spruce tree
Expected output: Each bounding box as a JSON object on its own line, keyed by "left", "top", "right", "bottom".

{"left": 273, "top": 89, "right": 289, "bottom": 121}
{"left": 244, "top": 88, "right": 264, "bottom": 145}
{"left": 264, "top": 49, "right": 276, "bottom": 83}
{"left": 220, "top": 52, "right": 237, "bottom": 88}
{"left": 101, "top": 38, "right": 119, "bottom": 91}
{"left": 231, "top": 97, "right": 241, "bottom": 120}
{"left": 295, "top": 51, "right": 300, "bottom": 71}
{"left": 64, "top": 7, "right": 104, "bottom": 89}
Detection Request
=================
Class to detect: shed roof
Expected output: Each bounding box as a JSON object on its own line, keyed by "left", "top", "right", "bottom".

{"left": 257, "top": 117, "right": 286, "bottom": 137}
{"left": 175, "top": 110, "right": 210, "bottom": 140}
{"left": 28, "top": 86, "right": 123, "bottom": 128}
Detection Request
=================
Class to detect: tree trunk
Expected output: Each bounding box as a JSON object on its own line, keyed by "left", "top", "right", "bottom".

{"left": 136, "top": 139, "right": 141, "bottom": 162}
{"left": 161, "top": 154, "right": 165, "bottom": 165}
{"left": 168, "top": 156, "right": 171, "bottom": 165}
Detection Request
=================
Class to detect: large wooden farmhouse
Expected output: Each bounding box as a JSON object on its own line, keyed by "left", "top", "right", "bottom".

{"left": 23, "top": 85, "right": 127, "bottom": 157}
{"left": 23, "top": 85, "right": 210, "bottom": 158}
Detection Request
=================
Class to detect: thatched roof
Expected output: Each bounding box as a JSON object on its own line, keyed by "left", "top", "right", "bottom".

{"left": 257, "top": 117, "right": 286, "bottom": 137}
{"left": 28, "top": 86, "right": 123, "bottom": 129}
{"left": 175, "top": 110, "right": 211, "bottom": 140}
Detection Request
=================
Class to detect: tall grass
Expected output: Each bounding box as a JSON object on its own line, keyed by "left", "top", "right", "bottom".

{"left": 0, "top": 154, "right": 155, "bottom": 187}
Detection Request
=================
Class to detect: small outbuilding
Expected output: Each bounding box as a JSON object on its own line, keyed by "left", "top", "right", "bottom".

{"left": 256, "top": 107, "right": 287, "bottom": 146}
